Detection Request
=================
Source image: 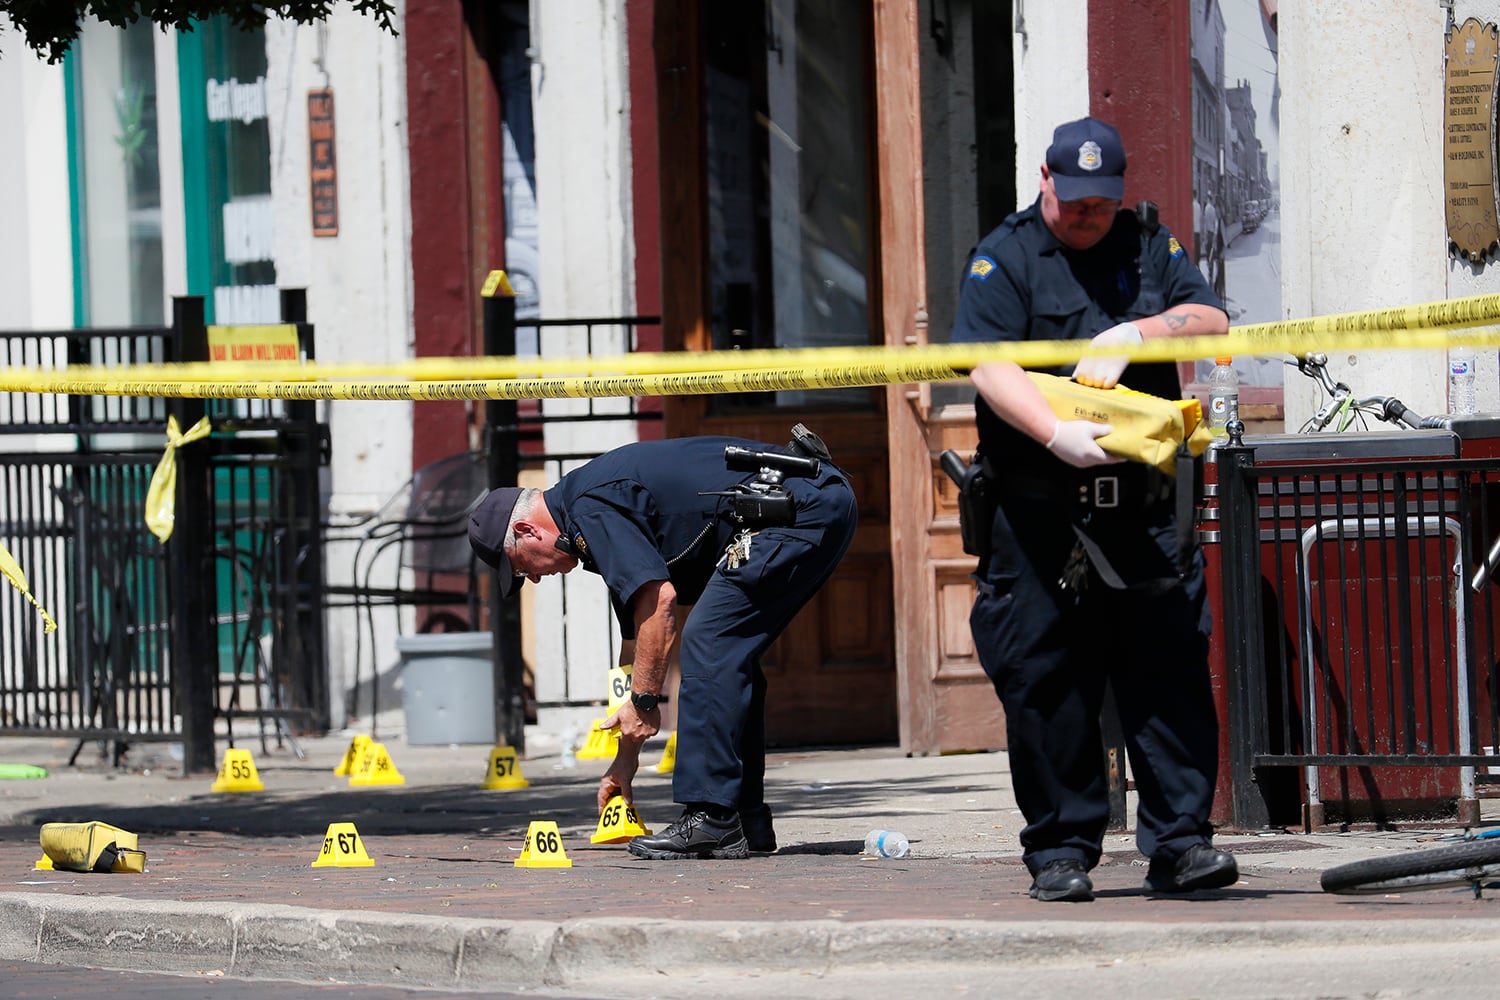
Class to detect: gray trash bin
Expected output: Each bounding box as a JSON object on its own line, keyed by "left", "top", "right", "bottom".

{"left": 396, "top": 633, "right": 496, "bottom": 745}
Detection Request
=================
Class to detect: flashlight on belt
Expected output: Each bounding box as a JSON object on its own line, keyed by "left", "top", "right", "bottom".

{"left": 701, "top": 446, "right": 821, "bottom": 527}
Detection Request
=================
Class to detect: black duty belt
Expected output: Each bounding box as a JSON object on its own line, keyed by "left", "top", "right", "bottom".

{"left": 983, "top": 461, "right": 1173, "bottom": 514}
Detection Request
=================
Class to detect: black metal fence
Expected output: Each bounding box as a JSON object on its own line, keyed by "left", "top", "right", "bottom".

{"left": 0, "top": 295, "right": 328, "bottom": 771}
{"left": 0, "top": 453, "right": 170, "bottom": 748}
{"left": 1210, "top": 428, "right": 1500, "bottom": 830}
{"left": 0, "top": 287, "right": 671, "bottom": 765}
{"left": 0, "top": 321, "right": 178, "bottom": 758}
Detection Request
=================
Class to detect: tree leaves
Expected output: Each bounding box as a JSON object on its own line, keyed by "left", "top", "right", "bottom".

{"left": 0, "top": 1, "right": 398, "bottom": 64}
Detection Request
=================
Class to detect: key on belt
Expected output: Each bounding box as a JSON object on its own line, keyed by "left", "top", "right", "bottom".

{"left": 1058, "top": 539, "right": 1089, "bottom": 593}
{"left": 721, "top": 530, "right": 756, "bottom": 569}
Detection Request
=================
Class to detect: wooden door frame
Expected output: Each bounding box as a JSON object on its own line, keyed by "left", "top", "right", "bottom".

{"left": 653, "top": 0, "right": 711, "bottom": 435}
{"left": 874, "top": 2, "right": 1005, "bottom": 755}
{"left": 874, "top": 2, "right": 936, "bottom": 752}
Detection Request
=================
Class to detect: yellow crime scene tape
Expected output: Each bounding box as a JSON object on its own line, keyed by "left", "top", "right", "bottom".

{"left": 3, "top": 290, "right": 1497, "bottom": 634}
{"left": 0, "top": 542, "right": 57, "bottom": 634}
{"left": 1, "top": 292, "right": 1499, "bottom": 402}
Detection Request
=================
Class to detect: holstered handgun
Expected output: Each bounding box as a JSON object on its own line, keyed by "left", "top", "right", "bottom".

{"left": 788, "top": 422, "right": 832, "bottom": 463}
{"left": 941, "top": 450, "right": 993, "bottom": 557}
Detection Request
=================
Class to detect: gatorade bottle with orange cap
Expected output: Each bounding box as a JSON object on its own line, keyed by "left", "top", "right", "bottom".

{"left": 1207, "top": 356, "right": 1238, "bottom": 441}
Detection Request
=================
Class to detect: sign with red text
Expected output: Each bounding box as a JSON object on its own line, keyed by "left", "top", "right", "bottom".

{"left": 309, "top": 88, "right": 339, "bottom": 237}
{"left": 207, "top": 324, "right": 300, "bottom": 363}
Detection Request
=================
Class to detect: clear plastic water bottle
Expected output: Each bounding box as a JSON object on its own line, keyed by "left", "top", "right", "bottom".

{"left": 863, "top": 829, "right": 909, "bottom": 859}
{"left": 560, "top": 726, "right": 579, "bottom": 769}
{"left": 1207, "top": 356, "right": 1239, "bottom": 441}
{"left": 1450, "top": 346, "right": 1477, "bottom": 415}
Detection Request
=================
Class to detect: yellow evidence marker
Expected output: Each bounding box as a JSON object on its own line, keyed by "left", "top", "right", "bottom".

{"left": 654, "top": 730, "right": 678, "bottom": 774}
{"left": 334, "top": 734, "right": 370, "bottom": 776}
{"left": 211, "top": 748, "right": 265, "bottom": 792}
{"left": 607, "top": 663, "right": 633, "bottom": 712}
{"left": 591, "top": 795, "right": 652, "bottom": 844}
{"left": 578, "top": 663, "right": 631, "bottom": 761}
{"left": 575, "top": 720, "right": 618, "bottom": 760}
{"left": 347, "top": 742, "right": 405, "bottom": 786}
{"left": 515, "top": 821, "right": 573, "bottom": 868}
{"left": 482, "top": 745, "right": 531, "bottom": 789}
{"left": 310, "top": 822, "right": 375, "bottom": 867}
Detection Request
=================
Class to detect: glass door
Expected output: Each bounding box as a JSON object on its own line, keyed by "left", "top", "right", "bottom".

{"left": 703, "top": 0, "right": 877, "bottom": 410}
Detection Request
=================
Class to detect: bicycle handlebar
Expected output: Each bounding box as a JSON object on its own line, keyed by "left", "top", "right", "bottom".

{"left": 1288, "top": 354, "right": 1438, "bottom": 432}
{"left": 1292, "top": 353, "right": 1340, "bottom": 396}
{"left": 1377, "top": 396, "right": 1424, "bottom": 430}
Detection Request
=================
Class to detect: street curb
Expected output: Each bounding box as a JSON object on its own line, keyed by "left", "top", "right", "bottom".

{"left": 5, "top": 892, "right": 1500, "bottom": 991}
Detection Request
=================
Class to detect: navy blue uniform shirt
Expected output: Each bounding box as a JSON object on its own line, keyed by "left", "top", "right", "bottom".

{"left": 542, "top": 436, "right": 839, "bottom": 636}
{"left": 951, "top": 197, "right": 1222, "bottom": 470}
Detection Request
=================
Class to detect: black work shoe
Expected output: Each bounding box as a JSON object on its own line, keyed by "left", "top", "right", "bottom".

{"left": 1028, "top": 859, "right": 1095, "bottom": 902}
{"left": 1144, "top": 843, "right": 1239, "bottom": 892}
{"left": 739, "top": 804, "right": 777, "bottom": 853}
{"left": 628, "top": 808, "right": 750, "bottom": 860}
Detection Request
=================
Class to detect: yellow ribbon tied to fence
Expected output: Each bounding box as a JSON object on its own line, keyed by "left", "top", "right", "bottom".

{"left": 0, "top": 543, "right": 57, "bottom": 634}
{"left": 145, "top": 415, "right": 212, "bottom": 543}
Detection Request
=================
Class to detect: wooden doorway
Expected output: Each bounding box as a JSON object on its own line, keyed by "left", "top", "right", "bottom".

{"left": 877, "top": 1, "right": 1010, "bottom": 754}
{"left": 654, "top": 0, "right": 896, "bottom": 745}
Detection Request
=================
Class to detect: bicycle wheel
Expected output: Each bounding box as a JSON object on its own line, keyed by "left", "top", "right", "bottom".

{"left": 1321, "top": 839, "right": 1500, "bottom": 894}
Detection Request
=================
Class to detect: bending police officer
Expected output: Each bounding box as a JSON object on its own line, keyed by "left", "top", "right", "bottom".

{"left": 952, "top": 116, "right": 1237, "bottom": 902}
{"left": 469, "top": 432, "right": 856, "bottom": 860}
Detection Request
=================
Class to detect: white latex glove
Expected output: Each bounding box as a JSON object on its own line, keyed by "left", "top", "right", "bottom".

{"left": 1046, "top": 419, "right": 1124, "bottom": 468}
{"left": 1073, "top": 322, "right": 1143, "bottom": 389}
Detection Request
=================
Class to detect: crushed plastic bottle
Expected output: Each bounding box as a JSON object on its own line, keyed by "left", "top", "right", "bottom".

{"left": 863, "top": 829, "right": 909, "bottom": 859}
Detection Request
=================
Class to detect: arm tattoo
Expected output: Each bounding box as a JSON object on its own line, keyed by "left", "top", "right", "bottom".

{"left": 1160, "top": 311, "right": 1192, "bottom": 331}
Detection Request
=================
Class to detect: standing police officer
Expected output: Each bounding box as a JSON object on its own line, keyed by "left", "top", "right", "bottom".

{"left": 952, "top": 116, "right": 1237, "bottom": 902}
{"left": 469, "top": 434, "right": 856, "bottom": 860}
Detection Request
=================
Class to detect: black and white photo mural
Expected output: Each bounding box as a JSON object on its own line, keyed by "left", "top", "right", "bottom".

{"left": 1191, "top": 0, "right": 1281, "bottom": 389}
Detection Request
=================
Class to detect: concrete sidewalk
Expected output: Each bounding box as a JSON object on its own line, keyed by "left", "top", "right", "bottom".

{"left": 1, "top": 727, "right": 1498, "bottom": 995}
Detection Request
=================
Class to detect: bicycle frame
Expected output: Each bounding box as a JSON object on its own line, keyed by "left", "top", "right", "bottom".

{"left": 1290, "top": 353, "right": 1443, "bottom": 432}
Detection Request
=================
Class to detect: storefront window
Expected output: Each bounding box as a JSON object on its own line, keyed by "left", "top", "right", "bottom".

{"left": 705, "top": 0, "right": 874, "bottom": 408}
{"left": 179, "top": 17, "right": 277, "bottom": 325}
{"left": 68, "top": 18, "right": 164, "bottom": 327}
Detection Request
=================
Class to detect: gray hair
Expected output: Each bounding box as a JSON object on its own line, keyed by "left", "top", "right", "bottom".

{"left": 503, "top": 488, "right": 544, "bottom": 561}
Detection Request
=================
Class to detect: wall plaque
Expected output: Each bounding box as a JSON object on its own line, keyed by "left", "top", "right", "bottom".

{"left": 1445, "top": 18, "right": 1499, "bottom": 262}
{"left": 308, "top": 88, "right": 339, "bottom": 238}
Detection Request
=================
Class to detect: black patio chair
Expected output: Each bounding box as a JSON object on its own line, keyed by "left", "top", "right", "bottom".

{"left": 322, "top": 451, "right": 492, "bottom": 730}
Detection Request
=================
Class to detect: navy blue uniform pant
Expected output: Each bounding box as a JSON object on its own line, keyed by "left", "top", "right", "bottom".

{"left": 672, "top": 475, "right": 857, "bottom": 811}
{"left": 971, "top": 496, "right": 1218, "bottom": 875}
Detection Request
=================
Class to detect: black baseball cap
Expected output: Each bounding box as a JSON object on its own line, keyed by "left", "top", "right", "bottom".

{"left": 1045, "top": 116, "right": 1127, "bottom": 202}
{"left": 468, "top": 486, "right": 526, "bottom": 597}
